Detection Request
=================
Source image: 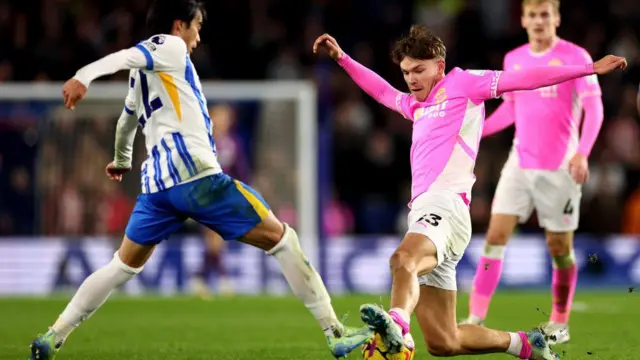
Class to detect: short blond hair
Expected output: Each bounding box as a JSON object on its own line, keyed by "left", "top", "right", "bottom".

{"left": 522, "top": 0, "right": 560, "bottom": 13}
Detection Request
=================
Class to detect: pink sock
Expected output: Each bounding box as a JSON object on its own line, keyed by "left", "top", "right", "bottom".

{"left": 550, "top": 264, "right": 577, "bottom": 324}
{"left": 388, "top": 309, "right": 410, "bottom": 336}
{"left": 517, "top": 331, "right": 532, "bottom": 359}
{"left": 469, "top": 257, "right": 504, "bottom": 319}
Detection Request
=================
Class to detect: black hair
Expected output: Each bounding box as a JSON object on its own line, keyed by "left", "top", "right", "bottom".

{"left": 146, "top": 0, "right": 207, "bottom": 35}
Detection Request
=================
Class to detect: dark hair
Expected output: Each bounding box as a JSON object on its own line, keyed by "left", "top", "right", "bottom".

{"left": 391, "top": 25, "right": 446, "bottom": 64}
{"left": 146, "top": 0, "right": 207, "bottom": 35}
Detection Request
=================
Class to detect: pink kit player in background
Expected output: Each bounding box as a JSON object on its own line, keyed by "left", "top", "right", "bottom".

{"left": 463, "top": 0, "right": 605, "bottom": 345}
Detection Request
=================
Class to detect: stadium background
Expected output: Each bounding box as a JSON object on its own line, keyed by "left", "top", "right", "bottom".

{"left": 0, "top": 0, "right": 638, "bottom": 296}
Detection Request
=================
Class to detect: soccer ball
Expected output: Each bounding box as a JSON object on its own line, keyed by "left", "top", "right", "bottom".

{"left": 361, "top": 332, "right": 416, "bottom": 360}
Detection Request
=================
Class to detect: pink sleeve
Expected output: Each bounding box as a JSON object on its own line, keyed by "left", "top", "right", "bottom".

{"left": 337, "top": 54, "right": 413, "bottom": 119}
{"left": 456, "top": 69, "right": 502, "bottom": 103}
{"left": 482, "top": 101, "right": 515, "bottom": 137}
{"left": 501, "top": 54, "right": 514, "bottom": 102}
{"left": 573, "top": 49, "right": 602, "bottom": 99}
{"left": 497, "top": 64, "right": 594, "bottom": 96}
{"left": 577, "top": 96, "right": 604, "bottom": 157}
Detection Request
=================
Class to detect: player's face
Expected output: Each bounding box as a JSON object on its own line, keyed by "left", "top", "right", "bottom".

{"left": 521, "top": 2, "right": 559, "bottom": 43}
{"left": 182, "top": 10, "right": 203, "bottom": 54}
{"left": 400, "top": 57, "right": 445, "bottom": 102}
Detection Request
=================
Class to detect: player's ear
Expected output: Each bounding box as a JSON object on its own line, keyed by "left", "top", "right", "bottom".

{"left": 437, "top": 59, "right": 445, "bottom": 75}
{"left": 172, "top": 19, "right": 184, "bottom": 34}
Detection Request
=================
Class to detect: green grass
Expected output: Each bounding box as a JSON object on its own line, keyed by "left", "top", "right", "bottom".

{"left": 1, "top": 292, "right": 637, "bottom": 359}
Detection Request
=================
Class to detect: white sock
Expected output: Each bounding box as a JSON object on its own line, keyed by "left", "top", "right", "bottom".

{"left": 506, "top": 332, "right": 523, "bottom": 357}
{"left": 51, "top": 252, "right": 142, "bottom": 345}
{"left": 267, "top": 224, "right": 342, "bottom": 337}
{"left": 483, "top": 244, "right": 506, "bottom": 259}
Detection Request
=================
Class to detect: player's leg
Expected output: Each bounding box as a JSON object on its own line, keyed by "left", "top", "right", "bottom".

{"left": 359, "top": 191, "right": 469, "bottom": 353}
{"left": 191, "top": 228, "right": 232, "bottom": 298}
{"left": 29, "top": 193, "right": 185, "bottom": 360}
{"left": 207, "top": 229, "right": 234, "bottom": 294}
{"left": 535, "top": 172, "right": 581, "bottom": 344}
{"left": 464, "top": 213, "right": 519, "bottom": 325}
{"left": 543, "top": 230, "right": 576, "bottom": 344}
{"left": 181, "top": 173, "right": 372, "bottom": 357}
{"left": 464, "top": 154, "right": 534, "bottom": 325}
{"left": 414, "top": 282, "right": 559, "bottom": 359}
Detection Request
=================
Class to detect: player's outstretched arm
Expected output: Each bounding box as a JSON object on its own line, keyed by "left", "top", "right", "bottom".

{"left": 496, "top": 55, "right": 627, "bottom": 97}
{"left": 74, "top": 48, "right": 149, "bottom": 87}
{"left": 61, "top": 47, "right": 149, "bottom": 110}
{"left": 313, "top": 33, "right": 405, "bottom": 114}
{"left": 482, "top": 101, "right": 515, "bottom": 138}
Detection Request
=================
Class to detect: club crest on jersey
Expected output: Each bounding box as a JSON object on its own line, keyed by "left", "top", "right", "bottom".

{"left": 434, "top": 88, "right": 447, "bottom": 104}
{"left": 548, "top": 58, "right": 563, "bottom": 66}
{"left": 152, "top": 35, "right": 166, "bottom": 45}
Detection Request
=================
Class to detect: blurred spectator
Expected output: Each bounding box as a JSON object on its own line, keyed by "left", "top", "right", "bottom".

{"left": 0, "top": 0, "right": 638, "bottom": 236}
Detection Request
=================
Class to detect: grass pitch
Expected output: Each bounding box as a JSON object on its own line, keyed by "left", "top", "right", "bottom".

{"left": 0, "top": 292, "right": 637, "bottom": 359}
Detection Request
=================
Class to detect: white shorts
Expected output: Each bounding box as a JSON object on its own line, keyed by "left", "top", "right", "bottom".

{"left": 406, "top": 190, "right": 472, "bottom": 291}
{"left": 492, "top": 150, "right": 582, "bottom": 232}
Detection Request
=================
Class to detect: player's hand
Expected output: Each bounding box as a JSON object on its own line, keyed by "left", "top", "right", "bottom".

{"left": 62, "top": 78, "right": 87, "bottom": 110}
{"left": 105, "top": 162, "right": 131, "bottom": 182}
{"left": 313, "top": 33, "right": 343, "bottom": 60}
{"left": 593, "top": 55, "right": 627, "bottom": 75}
{"left": 568, "top": 153, "right": 589, "bottom": 184}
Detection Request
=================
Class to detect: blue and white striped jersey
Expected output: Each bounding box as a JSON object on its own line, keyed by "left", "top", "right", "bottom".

{"left": 125, "top": 34, "right": 221, "bottom": 193}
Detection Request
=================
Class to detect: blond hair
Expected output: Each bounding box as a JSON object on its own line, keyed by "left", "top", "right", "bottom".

{"left": 522, "top": 0, "right": 560, "bottom": 13}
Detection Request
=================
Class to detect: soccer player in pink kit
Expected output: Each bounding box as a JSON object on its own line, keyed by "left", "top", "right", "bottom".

{"left": 462, "top": 0, "right": 604, "bottom": 344}
{"left": 314, "top": 25, "right": 626, "bottom": 359}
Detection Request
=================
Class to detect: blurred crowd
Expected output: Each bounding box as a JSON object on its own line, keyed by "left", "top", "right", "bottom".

{"left": 0, "top": 0, "right": 639, "bottom": 237}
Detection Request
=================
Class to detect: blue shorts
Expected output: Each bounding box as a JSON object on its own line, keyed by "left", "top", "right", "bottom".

{"left": 125, "top": 173, "right": 270, "bottom": 245}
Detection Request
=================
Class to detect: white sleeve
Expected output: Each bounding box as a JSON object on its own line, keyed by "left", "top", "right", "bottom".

{"left": 113, "top": 70, "right": 139, "bottom": 169}
{"left": 73, "top": 48, "right": 148, "bottom": 88}
{"left": 124, "top": 69, "right": 138, "bottom": 113}
{"left": 73, "top": 35, "right": 187, "bottom": 87}
{"left": 135, "top": 34, "right": 188, "bottom": 72}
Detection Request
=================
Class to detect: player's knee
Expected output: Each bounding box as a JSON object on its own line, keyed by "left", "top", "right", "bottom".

{"left": 426, "top": 338, "right": 460, "bottom": 357}
{"left": 486, "top": 215, "right": 518, "bottom": 246}
{"left": 111, "top": 251, "right": 144, "bottom": 277}
{"left": 389, "top": 249, "right": 420, "bottom": 274}
{"left": 546, "top": 232, "right": 572, "bottom": 257}
{"left": 486, "top": 228, "right": 510, "bottom": 246}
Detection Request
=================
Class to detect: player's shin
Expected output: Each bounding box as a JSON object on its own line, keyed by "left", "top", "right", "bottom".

{"left": 454, "top": 324, "right": 512, "bottom": 355}
{"left": 266, "top": 224, "right": 342, "bottom": 337}
{"left": 388, "top": 250, "right": 423, "bottom": 334}
{"left": 469, "top": 244, "right": 505, "bottom": 323}
{"left": 550, "top": 250, "right": 577, "bottom": 325}
{"left": 50, "top": 252, "right": 142, "bottom": 345}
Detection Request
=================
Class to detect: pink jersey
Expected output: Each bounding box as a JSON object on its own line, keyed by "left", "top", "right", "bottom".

{"left": 337, "top": 52, "right": 594, "bottom": 206}
{"left": 503, "top": 39, "right": 602, "bottom": 170}
{"left": 394, "top": 69, "right": 501, "bottom": 204}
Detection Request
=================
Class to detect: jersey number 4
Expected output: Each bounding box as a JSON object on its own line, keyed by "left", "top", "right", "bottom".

{"left": 563, "top": 199, "right": 574, "bottom": 215}
{"left": 138, "top": 71, "right": 163, "bottom": 129}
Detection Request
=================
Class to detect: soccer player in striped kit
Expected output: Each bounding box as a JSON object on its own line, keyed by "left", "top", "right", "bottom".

{"left": 28, "top": 1, "right": 372, "bottom": 359}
